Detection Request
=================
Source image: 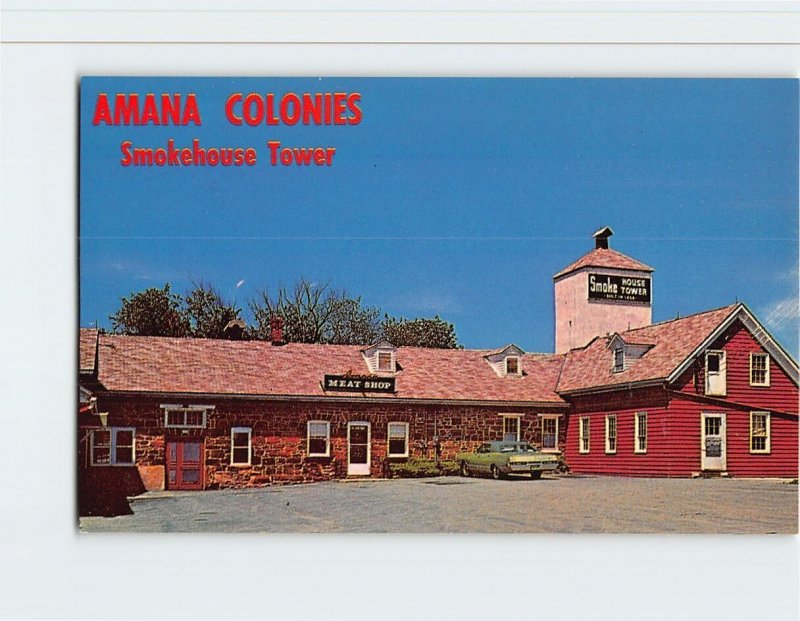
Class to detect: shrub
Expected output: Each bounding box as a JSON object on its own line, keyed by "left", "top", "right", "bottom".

{"left": 388, "top": 458, "right": 459, "bottom": 478}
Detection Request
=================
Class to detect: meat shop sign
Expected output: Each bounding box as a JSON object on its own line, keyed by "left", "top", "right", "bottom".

{"left": 588, "top": 273, "right": 651, "bottom": 303}
{"left": 324, "top": 375, "right": 396, "bottom": 393}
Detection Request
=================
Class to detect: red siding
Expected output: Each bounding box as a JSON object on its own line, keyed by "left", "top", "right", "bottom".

{"left": 668, "top": 395, "right": 798, "bottom": 478}
{"left": 674, "top": 320, "right": 798, "bottom": 414}
{"left": 563, "top": 388, "right": 703, "bottom": 477}
{"left": 564, "top": 385, "right": 798, "bottom": 478}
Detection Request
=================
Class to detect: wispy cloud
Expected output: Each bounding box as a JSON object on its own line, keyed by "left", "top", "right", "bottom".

{"left": 761, "top": 295, "right": 799, "bottom": 333}
{"left": 102, "top": 259, "right": 180, "bottom": 283}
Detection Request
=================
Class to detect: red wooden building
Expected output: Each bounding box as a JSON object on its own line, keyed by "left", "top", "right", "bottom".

{"left": 559, "top": 303, "right": 798, "bottom": 477}
{"left": 78, "top": 228, "right": 798, "bottom": 495}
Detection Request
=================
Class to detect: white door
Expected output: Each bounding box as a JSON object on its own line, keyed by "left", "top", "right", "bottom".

{"left": 347, "top": 422, "right": 371, "bottom": 476}
{"left": 705, "top": 351, "right": 727, "bottom": 396}
{"left": 701, "top": 413, "right": 726, "bottom": 471}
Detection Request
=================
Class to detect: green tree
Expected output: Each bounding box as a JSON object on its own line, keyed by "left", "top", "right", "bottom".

{"left": 324, "top": 294, "right": 382, "bottom": 345}
{"left": 381, "top": 315, "right": 461, "bottom": 349}
{"left": 109, "top": 284, "right": 190, "bottom": 337}
{"left": 185, "top": 281, "right": 243, "bottom": 339}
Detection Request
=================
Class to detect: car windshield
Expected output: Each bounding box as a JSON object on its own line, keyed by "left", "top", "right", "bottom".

{"left": 517, "top": 443, "right": 538, "bottom": 452}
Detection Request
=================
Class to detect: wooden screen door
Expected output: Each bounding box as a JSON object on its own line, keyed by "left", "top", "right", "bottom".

{"left": 347, "top": 422, "right": 371, "bottom": 476}
{"left": 167, "top": 440, "right": 205, "bottom": 490}
{"left": 701, "top": 413, "right": 726, "bottom": 471}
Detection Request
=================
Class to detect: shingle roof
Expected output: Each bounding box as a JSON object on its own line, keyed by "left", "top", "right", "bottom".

{"left": 553, "top": 247, "right": 654, "bottom": 280}
{"left": 84, "top": 332, "right": 567, "bottom": 404}
{"left": 556, "top": 304, "right": 740, "bottom": 393}
{"left": 79, "top": 304, "right": 752, "bottom": 402}
{"left": 79, "top": 328, "right": 98, "bottom": 374}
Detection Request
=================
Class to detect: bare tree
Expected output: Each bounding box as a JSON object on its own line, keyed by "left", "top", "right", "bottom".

{"left": 248, "top": 279, "right": 381, "bottom": 344}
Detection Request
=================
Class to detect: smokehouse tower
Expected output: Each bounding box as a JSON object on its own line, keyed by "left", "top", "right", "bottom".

{"left": 553, "top": 227, "right": 654, "bottom": 354}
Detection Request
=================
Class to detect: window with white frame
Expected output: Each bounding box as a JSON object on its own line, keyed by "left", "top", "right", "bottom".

{"left": 541, "top": 416, "right": 559, "bottom": 451}
{"left": 91, "top": 427, "right": 135, "bottom": 466}
{"left": 230, "top": 427, "right": 252, "bottom": 465}
{"left": 505, "top": 356, "right": 520, "bottom": 375}
{"left": 387, "top": 422, "right": 410, "bottom": 457}
{"left": 502, "top": 415, "right": 521, "bottom": 442}
{"left": 750, "top": 412, "right": 770, "bottom": 454}
{"left": 605, "top": 415, "right": 617, "bottom": 454}
{"left": 634, "top": 412, "right": 647, "bottom": 454}
{"left": 579, "top": 417, "right": 590, "bottom": 454}
{"left": 307, "top": 421, "right": 331, "bottom": 457}
{"left": 377, "top": 351, "right": 394, "bottom": 372}
{"left": 164, "top": 406, "right": 208, "bottom": 428}
{"left": 750, "top": 353, "right": 770, "bottom": 387}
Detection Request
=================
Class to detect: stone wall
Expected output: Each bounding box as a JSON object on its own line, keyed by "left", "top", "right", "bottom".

{"left": 93, "top": 396, "right": 566, "bottom": 489}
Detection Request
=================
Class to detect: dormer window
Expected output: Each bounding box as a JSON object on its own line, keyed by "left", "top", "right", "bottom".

{"left": 485, "top": 344, "right": 525, "bottom": 377}
{"left": 377, "top": 351, "right": 394, "bottom": 372}
{"left": 607, "top": 335, "right": 652, "bottom": 374}
{"left": 613, "top": 347, "right": 624, "bottom": 373}
{"left": 362, "top": 340, "right": 398, "bottom": 374}
{"left": 505, "top": 356, "right": 520, "bottom": 375}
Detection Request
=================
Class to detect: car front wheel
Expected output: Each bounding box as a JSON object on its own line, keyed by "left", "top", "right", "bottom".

{"left": 460, "top": 461, "right": 470, "bottom": 477}
{"left": 491, "top": 464, "right": 501, "bottom": 480}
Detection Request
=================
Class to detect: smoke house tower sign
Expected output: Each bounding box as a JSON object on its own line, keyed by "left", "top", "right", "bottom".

{"left": 588, "top": 274, "right": 651, "bottom": 303}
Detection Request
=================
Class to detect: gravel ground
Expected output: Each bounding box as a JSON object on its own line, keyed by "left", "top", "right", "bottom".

{"left": 79, "top": 475, "right": 798, "bottom": 534}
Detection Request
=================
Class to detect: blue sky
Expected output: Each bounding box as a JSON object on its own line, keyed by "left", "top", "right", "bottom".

{"left": 80, "top": 78, "right": 798, "bottom": 356}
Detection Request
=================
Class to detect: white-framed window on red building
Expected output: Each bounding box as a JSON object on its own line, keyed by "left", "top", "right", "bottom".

{"left": 502, "top": 415, "right": 521, "bottom": 442}
{"left": 634, "top": 412, "right": 647, "bottom": 454}
{"left": 605, "top": 415, "right": 617, "bottom": 454}
{"left": 579, "top": 417, "right": 590, "bottom": 454}
{"left": 750, "top": 412, "right": 770, "bottom": 454}
{"left": 90, "top": 427, "right": 135, "bottom": 466}
{"left": 749, "top": 353, "right": 770, "bottom": 387}
{"left": 541, "top": 416, "right": 559, "bottom": 452}
{"left": 307, "top": 421, "right": 331, "bottom": 457}
{"left": 230, "top": 427, "right": 252, "bottom": 465}
{"left": 387, "top": 422, "right": 409, "bottom": 457}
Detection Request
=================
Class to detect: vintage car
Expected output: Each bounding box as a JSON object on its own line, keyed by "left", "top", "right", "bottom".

{"left": 456, "top": 441, "right": 559, "bottom": 479}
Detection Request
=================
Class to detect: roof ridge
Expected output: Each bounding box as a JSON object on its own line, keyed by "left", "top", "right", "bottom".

{"left": 622, "top": 303, "right": 740, "bottom": 334}
{"left": 98, "top": 332, "right": 562, "bottom": 355}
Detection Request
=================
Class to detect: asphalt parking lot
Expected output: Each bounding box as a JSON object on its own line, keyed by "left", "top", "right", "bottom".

{"left": 78, "top": 475, "right": 798, "bottom": 534}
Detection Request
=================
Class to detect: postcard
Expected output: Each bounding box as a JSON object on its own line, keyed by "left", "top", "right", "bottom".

{"left": 78, "top": 77, "right": 798, "bottom": 533}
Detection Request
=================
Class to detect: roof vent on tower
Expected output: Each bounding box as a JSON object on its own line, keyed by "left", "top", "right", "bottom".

{"left": 593, "top": 226, "right": 614, "bottom": 249}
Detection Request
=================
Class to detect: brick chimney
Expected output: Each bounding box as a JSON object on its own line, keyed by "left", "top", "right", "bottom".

{"left": 270, "top": 316, "right": 285, "bottom": 346}
{"left": 593, "top": 226, "right": 613, "bottom": 249}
